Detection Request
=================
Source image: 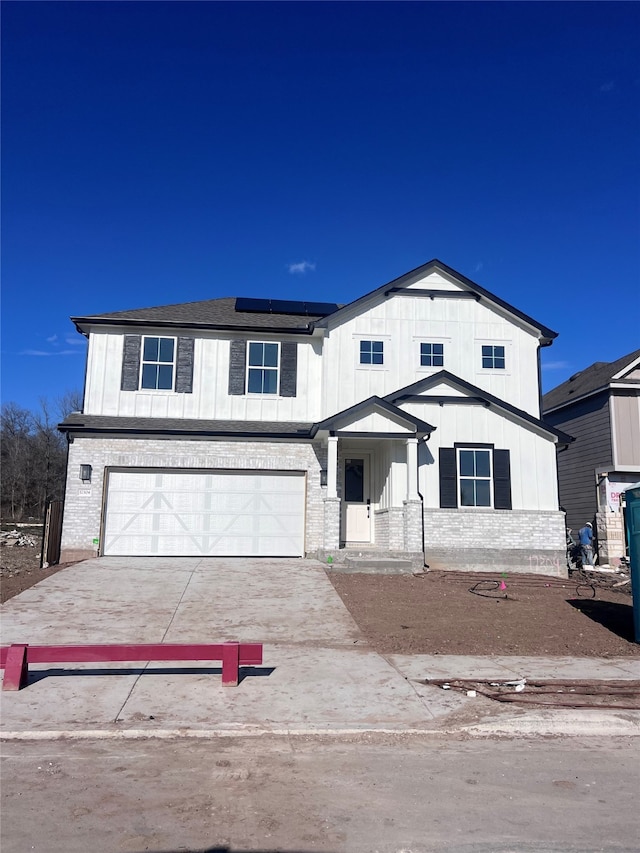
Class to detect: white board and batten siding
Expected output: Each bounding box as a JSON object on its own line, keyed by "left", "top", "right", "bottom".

{"left": 103, "top": 469, "right": 306, "bottom": 557}
{"left": 321, "top": 272, "right": 542, "bottom": 418}
{"left": 400, "top": 400, "right": 560, "bottom": 511}
{"left": 83, "top": 330, "right": 323, "bottom": 422}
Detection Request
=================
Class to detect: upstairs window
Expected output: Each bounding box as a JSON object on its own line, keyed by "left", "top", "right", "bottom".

{"left": 458, "top": 448, "right": 492, "bottom": 507}
{"left": 420, "top": 342, "right": 444, "bottom": 367}
{"left": 482, "top": 345, "right": 505, "bottom": 369}
{"left": 141, "top": 337, "right": 175, "bottom": 390}
{"left": 360, "top": 340, "right": 384, "bottom": 365}
{"left": 247, "top": 342, "right": 279, "bottom": 394}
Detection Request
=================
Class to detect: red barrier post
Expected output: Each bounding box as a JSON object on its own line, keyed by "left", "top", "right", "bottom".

{"left": 221, "top": 642, "right": 240, "bottom": 686}
{"left": 3, "top": 644, "right": 29, "bottom": 691}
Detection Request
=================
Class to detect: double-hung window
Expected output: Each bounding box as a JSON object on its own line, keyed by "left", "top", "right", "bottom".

{"left": 141, "top": 336, "right": 175, "bottom": 390}
{"left": 458, "top": 448, "right": 492, "bottom": 507}
{"left": 420, "top": 342, "right": 444, "bottom": 367}
{"left": 360, "top": 340, "right": 384, "bottom": 365}
{"left": 481, "top": 345, "right": 505, "bottom": 369}
{"left": 440, "top": 446, "right": 511, "bottom": 510}
{"left": 247, "top": 342, "right": 279, "bottom": 394}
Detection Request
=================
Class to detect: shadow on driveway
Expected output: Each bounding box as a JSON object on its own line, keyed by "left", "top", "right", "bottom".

{"left": 28, "top": 665, "right": 276, "bottom": 688}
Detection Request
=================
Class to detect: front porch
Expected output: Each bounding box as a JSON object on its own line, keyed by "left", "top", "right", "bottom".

{"left": 317, "top": 435, "right": 427, "bottom": 571}
{"left": 307, "top": 396, "right": 434, "bottom": 571}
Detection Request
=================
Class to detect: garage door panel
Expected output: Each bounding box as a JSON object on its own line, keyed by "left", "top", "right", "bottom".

{"left": 103, "top": 470, "right": 306, "bottom": 557}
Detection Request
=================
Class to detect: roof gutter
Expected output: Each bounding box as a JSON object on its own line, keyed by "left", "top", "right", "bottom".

{"left": 71, "top": 318, "right": 315, "bottom": 335}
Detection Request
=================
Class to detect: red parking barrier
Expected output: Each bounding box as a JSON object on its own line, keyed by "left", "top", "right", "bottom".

{"left": 0, "top": 642, "right": 263, "bottom": 690}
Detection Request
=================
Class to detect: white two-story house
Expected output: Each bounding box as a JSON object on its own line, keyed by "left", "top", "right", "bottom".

{"left": 58, "top": 260, "right": 572, "bottom": 576}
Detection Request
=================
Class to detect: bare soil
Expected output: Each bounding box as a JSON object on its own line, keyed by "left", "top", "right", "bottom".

{"left": 329, "top": 570, "right": 639, "bottom": 658}
{"left": 0, "top": 544, "right": 77, "bottom": 604}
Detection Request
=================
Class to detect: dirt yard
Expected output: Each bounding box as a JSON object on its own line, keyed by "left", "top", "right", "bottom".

{"left": 329, "top": 570, "right": 638, "bottom": 658}
{"left": 2, "top": 543, "right": 637, "bottom": 657}
{"left": 0, "top": 529, "right": 77, "bottom": 604}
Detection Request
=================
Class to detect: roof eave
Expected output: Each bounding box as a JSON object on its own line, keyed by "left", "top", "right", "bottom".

{"left": 72, "top": 317, "right": 314, "bottom": 335}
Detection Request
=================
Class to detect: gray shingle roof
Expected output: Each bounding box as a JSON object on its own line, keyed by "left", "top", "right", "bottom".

{"left": 72, "top": 297, "right": 327, "bottom": 333}
{"left": 59, "top": 413, "right": 314, "bottom": 437}
{"left": 542, "top": 349, "right": 640, "bottom": 412}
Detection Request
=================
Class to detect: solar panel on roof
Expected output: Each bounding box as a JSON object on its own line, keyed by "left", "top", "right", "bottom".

{"left": 305, "top": 301, "right": 340, "bottom": 315}
{"left": 234, "top": 297, "right": 340, "bottom": 316}
{"left": 269, "top": 299, "right": 305, "bottom": 315}
{"left": 235, "top": 297, "right": 271, "bottom": 313}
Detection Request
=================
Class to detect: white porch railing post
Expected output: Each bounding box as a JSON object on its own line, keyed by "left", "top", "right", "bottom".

{"left": 406, "top": 437, "right": 419, "bottom": 501}
{"left": 327, "top": 436, "right": 339, "bottom": 499}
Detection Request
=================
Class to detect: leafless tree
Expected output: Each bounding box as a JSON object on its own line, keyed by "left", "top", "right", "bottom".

{"left": 1, "top": 391, "right": 81, "bottom": 522}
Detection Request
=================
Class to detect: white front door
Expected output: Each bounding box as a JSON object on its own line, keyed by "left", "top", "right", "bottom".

{"left": 342, "top": 455, "right": 371, "bottom": 543}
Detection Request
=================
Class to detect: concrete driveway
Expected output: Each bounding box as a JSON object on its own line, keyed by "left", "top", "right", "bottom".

{"left": 1, "top": 557, "right": 456, "bottom": 735}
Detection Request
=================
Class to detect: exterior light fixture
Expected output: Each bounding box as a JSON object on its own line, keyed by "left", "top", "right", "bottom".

{"left": 80, "top": 464, "right": 92, "bottom": 483}
{"left": 320, "top": 469, "right": 328, "bottom": 486}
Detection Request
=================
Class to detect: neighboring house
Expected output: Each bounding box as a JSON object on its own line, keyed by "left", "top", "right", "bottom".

{"left": 58, "top": 259, "right": 572, "bottom": 575}
{"left": 543, "top": 349, "right": 640, "bottom": 565}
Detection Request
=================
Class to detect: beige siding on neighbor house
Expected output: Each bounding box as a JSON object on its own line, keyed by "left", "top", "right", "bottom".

{"left": 612, "top": 392, "right": 640, "bottom": 466}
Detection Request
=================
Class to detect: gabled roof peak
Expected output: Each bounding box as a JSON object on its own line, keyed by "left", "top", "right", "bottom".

{"left": 314, "top": 259, "right": 558, "bottom": 342}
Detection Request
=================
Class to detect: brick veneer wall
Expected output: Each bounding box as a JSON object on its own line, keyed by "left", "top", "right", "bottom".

{"left": 423, "top": 508, "right": 568, "bottom": 577}
{"left": 596, "top": 509, "right": 627, "bottom": 565}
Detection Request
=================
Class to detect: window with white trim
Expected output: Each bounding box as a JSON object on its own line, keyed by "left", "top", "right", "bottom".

{"left": 247, "top": 341, "right": 279, "bottom": 394}
{"left": 458, "top": 448, "right": 492, "bottom": 507}
{"left": 420, "top": 342, "right": 444, "bottom": 367}
{"left": 481, "top": 345, "right": 505, "bottom": 369}
{"left": 360, "top": 340, "right": 384, "bottom": 365}
{"left": 141, "top": 336, "right": 175, "bottom": 390}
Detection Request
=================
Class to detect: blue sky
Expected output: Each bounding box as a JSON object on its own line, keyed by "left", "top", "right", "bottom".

{"left": 2, "top": 1, "right": 639, "bottom": 413}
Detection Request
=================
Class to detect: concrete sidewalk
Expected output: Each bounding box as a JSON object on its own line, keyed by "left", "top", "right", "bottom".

{"left": 1, "top": 557, "right": 639, "bottom": 739}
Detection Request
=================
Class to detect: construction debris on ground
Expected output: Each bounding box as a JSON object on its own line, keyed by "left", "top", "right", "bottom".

{"left": 0, "top": 530, "right": 38, "bottom": 547}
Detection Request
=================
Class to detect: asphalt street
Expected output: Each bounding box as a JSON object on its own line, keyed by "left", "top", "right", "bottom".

{"left": 2, "top": 734, "right": 639, "bottom": 853}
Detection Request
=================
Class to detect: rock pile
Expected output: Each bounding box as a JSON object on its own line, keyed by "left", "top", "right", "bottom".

{"left": 1, "top": 530, "right": 38, "bottom": 547}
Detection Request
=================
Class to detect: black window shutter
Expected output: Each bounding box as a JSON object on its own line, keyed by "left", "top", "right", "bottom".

{"left": 175, "top": 337, "right": 194, "bottom": 393}
{"left": 493, "top": 449, "right": 512, "bottom": 510}
{"left": 439, "top": 448, "right": 458, "bottom": 508}
{"left": 279, "top": 342, "right": 298, "bottom": 397}
{"left": 121, "top": 335, "right": 141, "bottom": 391}
{"left": 228, "top": 339, "right": 246, "bottom": 395}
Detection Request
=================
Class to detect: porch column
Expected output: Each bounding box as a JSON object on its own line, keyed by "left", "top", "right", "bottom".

{"left": 406, "top": 437, "right": 419, "bottom": 501}
{"left": 327, "top": 436, "right": 339, "bottom": 499}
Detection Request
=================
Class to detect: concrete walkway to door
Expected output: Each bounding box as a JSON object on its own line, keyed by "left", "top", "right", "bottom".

{"left": 1, "top": 557, "right": 458, "bottom": 736}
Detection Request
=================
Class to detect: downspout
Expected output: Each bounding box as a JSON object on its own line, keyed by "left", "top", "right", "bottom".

{"left": 417, "top": 434, "right": 429, "bottom": 570}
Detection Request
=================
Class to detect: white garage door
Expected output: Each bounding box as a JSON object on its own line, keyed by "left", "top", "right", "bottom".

{"left": 103, "top": 469, "right": 306, "bottom": 557}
